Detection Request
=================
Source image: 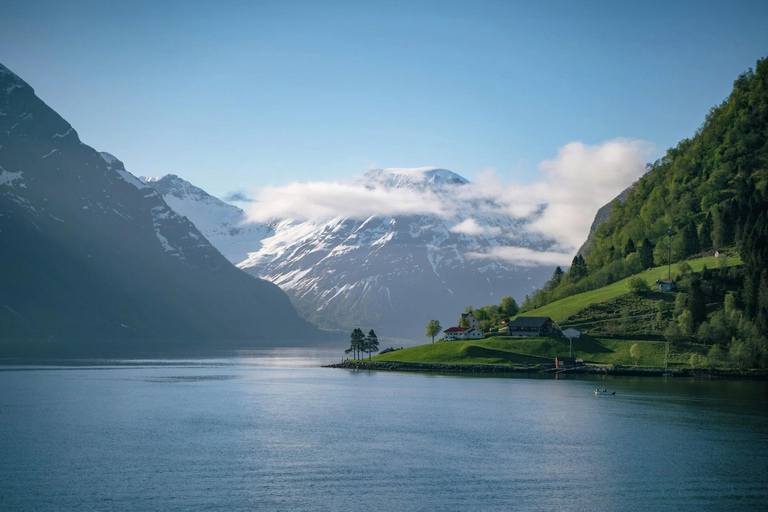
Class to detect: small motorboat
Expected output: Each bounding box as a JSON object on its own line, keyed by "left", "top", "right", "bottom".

{"left": 594, "top": 389, "right": 616, "bottom": 396}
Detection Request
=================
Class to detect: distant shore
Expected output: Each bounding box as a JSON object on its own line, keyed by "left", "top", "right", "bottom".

{"left": 325, "top": 361, "right": 768, "bottom": 380}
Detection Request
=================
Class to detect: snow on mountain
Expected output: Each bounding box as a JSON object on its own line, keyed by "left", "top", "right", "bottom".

{"left": 136, "top": 165, "right": 555, "bottom": 338}
{"left": 361, "top": 167, "right": 470, "bottom": 189}
{"left": 133, "top": 171, "right": 272, "bottom": 263}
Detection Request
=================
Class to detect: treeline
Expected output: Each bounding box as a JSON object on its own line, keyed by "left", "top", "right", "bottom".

{"left": 519, "top": 56, "right": 768, "bottom": 340}
{"left": 656, "top": 265, "right": 767, "bottom": 369}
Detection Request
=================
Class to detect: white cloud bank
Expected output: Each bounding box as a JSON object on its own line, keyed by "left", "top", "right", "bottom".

{"left": 449, "top": 218, "right": 502, "bottom": 236}
{"left": 245, "top": 138, "right": 652, "bottom": 266}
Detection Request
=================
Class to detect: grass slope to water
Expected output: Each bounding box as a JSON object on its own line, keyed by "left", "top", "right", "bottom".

{"left": 371, "top": 336, "right": 703, "bottom": 369}
{"left": 517, "top": 255, "right": 742, "bottom": 323}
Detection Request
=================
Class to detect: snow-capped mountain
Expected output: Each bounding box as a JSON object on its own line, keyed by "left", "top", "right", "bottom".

{"left": 134, "top": 171, "right": 271, "bottom": 263}
{"left": 144, "top": 166, "right": 555, "bottom": 339}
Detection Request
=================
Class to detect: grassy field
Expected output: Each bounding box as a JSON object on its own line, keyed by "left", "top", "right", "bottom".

{"left": 370, "top": 336, "right": 705, "bottom": 368}
{"left": 516, "top": 255, "right": 742, "bottom": 323}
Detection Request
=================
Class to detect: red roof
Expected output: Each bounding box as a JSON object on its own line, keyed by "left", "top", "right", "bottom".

{"left": 444, "top": 326, "right": 469, "bottom": 333}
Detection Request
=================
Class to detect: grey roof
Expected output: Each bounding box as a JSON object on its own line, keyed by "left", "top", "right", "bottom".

{"left": 508, "top": 316, "right": 552, "bottom": 328}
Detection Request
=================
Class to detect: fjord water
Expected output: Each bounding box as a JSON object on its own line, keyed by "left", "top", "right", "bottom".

{"left": 1, "top": 351, "right": 766, "bottom": 511}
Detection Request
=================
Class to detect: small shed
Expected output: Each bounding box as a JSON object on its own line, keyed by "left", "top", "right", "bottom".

{"left": 655, "top": 279, "right": 674, "bottom": 292}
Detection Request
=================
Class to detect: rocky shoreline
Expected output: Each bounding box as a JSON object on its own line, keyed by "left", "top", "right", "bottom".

{"left": 325, "top": 361, "right": 768, "bottom": 380}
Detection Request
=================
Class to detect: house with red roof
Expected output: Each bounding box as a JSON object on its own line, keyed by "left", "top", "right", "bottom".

{"left": 443, "top": 311, "right": 483, "bottom": 341}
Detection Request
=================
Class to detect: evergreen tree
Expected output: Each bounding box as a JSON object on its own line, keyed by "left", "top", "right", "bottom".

{"left": 345, "top": 328, "right": 366, "bottom": 360}
{"left": 365, "top": 329, "right": 379, "bottom": 360}
{"left": 713, "top": 205, "right": 735, "bottom": 249}
{"left": 623, "top": 238, "right": 636, "bottom": 256}
{"left": 639, "top": 238, "right": 654, "bottom": 269}
{"left": 687, "top": 278, "right": 707, "bottom": 326}
{"left": 568, "top": 254, "right": 588, "bottom": 281}
{"left": 682, "top": 221, "right": 700, "bottom": 258}
{"left": 699, "top": 212, "right": 713, "bottom": 251}
{"left": 552, "top": 266, "right": 564, "bottom": 285}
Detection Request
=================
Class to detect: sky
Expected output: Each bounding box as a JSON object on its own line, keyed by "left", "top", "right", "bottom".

{"left": 2, "top": 0, "right": 768, "bottom": 258}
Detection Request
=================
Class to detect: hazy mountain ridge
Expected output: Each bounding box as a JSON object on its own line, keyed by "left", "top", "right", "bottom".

{"left": 0, "top": 63, "right": 324, "bottom": 355}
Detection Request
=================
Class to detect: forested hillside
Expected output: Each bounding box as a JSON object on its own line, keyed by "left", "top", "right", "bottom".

{"left": 520, "top": 57, "right": 768, "bottom": 338}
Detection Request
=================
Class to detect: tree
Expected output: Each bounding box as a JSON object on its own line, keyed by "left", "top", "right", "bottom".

{"left": 500, "top": 295, "right": 518, "bottom": 318}
{"left": 623, "top": 238, "right": 636, "bottom": 256}
{"left": 458, "top": 315, "right": 469, "bottom": 328}
{"left": 729, "top": 339, "right": 750, "bottom": 370}
{"left": 627, "top": 276, "right": 651, "bottom": 295}
{"left": 630, "top": 343, "right": 640, "bottom": 368}
{"left": 681, "top": 222, "right": 700, "bottom": 257}
{"left": 639, "top": 238, "right": 655, "bottom": 269}
{"left": 699, "top": 213, "right": 713, "bottom": 251}
{"left": 713, "top": 205, "right": 735, "bottom": 249}
{"left": 707, "top": 344, "right": 723, "bottom": 369}
{"left": 426, "top": 319, "right": 442, "bottom": 343}
{"left": 568, "top": 254, "right": 588, "bottom": 281}
{"left": 345, "top": 328, "right": 365, "bottom": 360}
{"left": 365, "top": 329, "right": 379, "bottom": 360}
{"left": 678, "top": 309, "right": 695, "bottom": 339}
{"left": 664, "top": 322, "right": 685, "bottom": 345}
{"left": 552, "top": 266, "right": 564, "bottom": 285}
{"left": 687, "top": 279, "right": 707, "bottom": 325}
{"left": 697, "top": 321, "right": 714, "bottom": 346}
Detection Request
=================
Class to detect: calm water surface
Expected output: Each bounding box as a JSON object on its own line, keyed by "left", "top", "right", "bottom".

{"left": 1, "top": 349, "right": 766, "bottom": 511}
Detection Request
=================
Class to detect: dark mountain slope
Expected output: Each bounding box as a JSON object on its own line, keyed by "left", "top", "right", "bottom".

{"left": 0, "top": 63, "right": 326, "bottom": 356}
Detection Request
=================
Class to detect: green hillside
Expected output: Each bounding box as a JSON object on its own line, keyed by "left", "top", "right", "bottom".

{"left": 370, "top": 336, "right": 702, "bottom": 369}
{"left": 517, "top": 255, "right": 741, "bottom": 323}
{"left": 372, "top": 338, "right": 551, "bottom": 365}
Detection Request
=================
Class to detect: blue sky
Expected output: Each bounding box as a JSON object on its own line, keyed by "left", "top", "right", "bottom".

{"left": 2, "top": 0, "right": 767, "bottom": 200}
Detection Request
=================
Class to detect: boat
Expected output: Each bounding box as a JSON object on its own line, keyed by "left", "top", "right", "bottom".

{"left": 594, "top": 389, "right": 616, "bottom": 396}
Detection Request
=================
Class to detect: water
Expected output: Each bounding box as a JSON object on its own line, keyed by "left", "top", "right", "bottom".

{"left": 1, "top": 349, "right": 767, "bottom": 511}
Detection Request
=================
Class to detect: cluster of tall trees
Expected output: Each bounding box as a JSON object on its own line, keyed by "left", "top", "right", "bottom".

{"left": 345, "top": 328, "right": 379, "bottom": 360}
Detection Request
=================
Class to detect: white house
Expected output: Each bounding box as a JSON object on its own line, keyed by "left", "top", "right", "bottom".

{"left": 443, "top": 311, "right": 484, "bottom": 341}
{"left": 562, "top": 327, "right": 581, "bottom": 339}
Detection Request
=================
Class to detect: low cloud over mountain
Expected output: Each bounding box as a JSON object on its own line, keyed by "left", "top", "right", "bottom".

{"left": 242, "top": 139, "right": 651, "bottom": 267}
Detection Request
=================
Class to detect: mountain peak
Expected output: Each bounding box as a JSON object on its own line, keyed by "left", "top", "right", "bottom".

{"left": 360, "top": 167, "right": 469, "bottom": 189}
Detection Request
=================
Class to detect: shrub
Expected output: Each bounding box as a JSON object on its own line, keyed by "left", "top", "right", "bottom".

{"left": 627, "top": 276, "right": 651, "bottom": 294}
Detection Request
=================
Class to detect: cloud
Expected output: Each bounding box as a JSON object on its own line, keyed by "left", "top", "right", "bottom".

{"left": 450, "top": 219, "right": 502, "bottom": 236}
{"left": 467, "top": 247, "right": 574, "bottom": 267}
{"left": 224, "top": 190, "right": 255, "bottom": 203}
{"left": 243, "top": 138, "right": 652, "bottom": 266}
{"left": 526, "top": 138, "right": 653, "bottom": 251}
{"left": 247, "top": 181, "right": 448, "bottom": 222}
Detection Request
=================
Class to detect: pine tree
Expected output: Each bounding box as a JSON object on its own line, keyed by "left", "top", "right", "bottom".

{"left": 552, "top": 266, "right": 564, "bottom": 284}
{"left": 345, "top": 328, "right": 366, "bottom": 360}
{"left": 699, "top": 212, "right": 713, "bottom": 251}
{"left": 568, "top": 254, "right": 588, "bottom": 281}
{"left": 682, "top": 221, "right": 700, "bottom": 257}
{"left": 639, "top": 238, "right": 654, "bottom": 269}
{"left": 365, "top": 329, "right": 379, "bottom": 360}
{"left": 713, "top": 204, "right": 735, "bottom": 249}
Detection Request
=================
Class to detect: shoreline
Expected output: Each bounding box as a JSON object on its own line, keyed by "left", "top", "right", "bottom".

{"left": 325, "top": 361, "right": 768, "bottom": 380}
